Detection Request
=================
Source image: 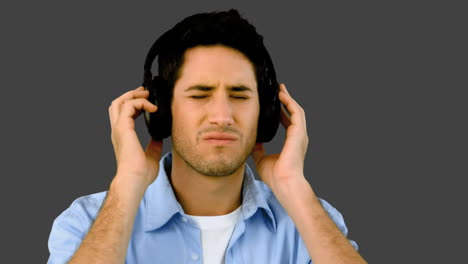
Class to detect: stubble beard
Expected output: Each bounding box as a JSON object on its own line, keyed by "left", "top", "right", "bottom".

{"left": 171, "top": 129, "right": 256, "bottom": 177}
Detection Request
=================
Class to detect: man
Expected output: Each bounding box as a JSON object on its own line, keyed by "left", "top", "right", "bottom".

{"left": 47, "top": 9, "right": 367, "bottom": 264}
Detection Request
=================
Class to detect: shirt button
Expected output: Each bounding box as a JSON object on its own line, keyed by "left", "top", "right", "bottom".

{"left": 191, "top": 253, "right": 199, "bottom": 261}
{"left": 182, "top": 217, "right": 188, "bottom": 223}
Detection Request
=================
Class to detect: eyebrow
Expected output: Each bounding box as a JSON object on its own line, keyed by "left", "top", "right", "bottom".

{"left": 184, "top": 84, "right": 254, "bottom": 93}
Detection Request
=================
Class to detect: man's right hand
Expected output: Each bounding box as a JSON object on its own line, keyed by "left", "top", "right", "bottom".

{"left": 66, "top": 87, "right": 163, "bottom": 263}
{"left": 108, "top": 86, "right": 163, "bottom": 189}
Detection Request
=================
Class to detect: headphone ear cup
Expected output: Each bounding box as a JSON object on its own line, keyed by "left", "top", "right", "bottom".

{"left": 256, "top": 83, "right": 281, "bottom": 143}
{"left": 144, "top": 76, "right": 172, "bottom": 140}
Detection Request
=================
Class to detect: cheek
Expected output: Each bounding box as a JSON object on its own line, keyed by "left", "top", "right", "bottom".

{"left": 171, "top": 104, "right": 184, "bottom": 132}
{"left": 245, "top": 107, "right": 260, "bottom": 135}
{"left": 171, "top": 104, "right": 197, "bottom": 135}
{"left": 252, "top": 103, "right": 260, "bottom": 126}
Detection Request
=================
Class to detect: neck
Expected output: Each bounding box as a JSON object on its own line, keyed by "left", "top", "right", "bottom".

{"left": 169, "top": 151, "right": 244, "bottom": 216}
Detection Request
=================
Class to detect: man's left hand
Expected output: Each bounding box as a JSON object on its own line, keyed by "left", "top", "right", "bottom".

{"left": 251, "top": 83, "right": 309, "bottom": 192}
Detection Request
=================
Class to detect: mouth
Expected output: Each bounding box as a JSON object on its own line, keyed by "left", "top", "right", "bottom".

{"left": 204, "top": 139, "right": 237, "bottom": 145}
{"left": 202, "top": 132, "right": 239, "bottom": 144}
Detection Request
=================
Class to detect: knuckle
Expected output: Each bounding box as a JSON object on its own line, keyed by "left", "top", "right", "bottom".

{"left": 121, "top": 100, "right": 130, "bottom": 107}
{"left": 124, "top": 90, "right": 135, "bottom": 98}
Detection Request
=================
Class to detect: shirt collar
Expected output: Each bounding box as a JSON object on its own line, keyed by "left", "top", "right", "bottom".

{"left": 143, "top": 152, "right": 277, "bottom": 232}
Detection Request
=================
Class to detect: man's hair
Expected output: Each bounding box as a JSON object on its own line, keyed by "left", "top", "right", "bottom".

{"left": 153, "top": 9, "right": 272, "bottom": 102}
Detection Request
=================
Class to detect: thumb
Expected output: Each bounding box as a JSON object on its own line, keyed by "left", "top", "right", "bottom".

{"left": 251, "top": 143, "right": 265, "bottom": 165}
{"left": 145, "top": 139, "right": 163, "bottom": 162}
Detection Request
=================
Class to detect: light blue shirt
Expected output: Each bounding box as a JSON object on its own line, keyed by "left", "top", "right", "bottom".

{"left": 48, "top": 152, "right": 358, "bottom": 263}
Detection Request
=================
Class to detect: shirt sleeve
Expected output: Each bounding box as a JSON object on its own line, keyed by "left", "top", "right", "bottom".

{"left": 47, "top": 198, "right": 97, "bottom": 264}
{"left": 318, "top": 198, "right": 359, "bottom": 251}
{"left": 299, "top": 198, "right": 359, "bottom": 264}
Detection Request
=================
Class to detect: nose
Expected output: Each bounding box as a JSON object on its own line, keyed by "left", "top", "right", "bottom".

{"left": 208, "top": 93, "right": 234, "bottom": 127}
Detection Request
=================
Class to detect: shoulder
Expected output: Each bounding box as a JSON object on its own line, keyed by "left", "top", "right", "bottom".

{"left": 254, "top": 179, "right": 358, "bottom": 251}
{"left": 57, "top": 191, "right": 108, "bottom": 224}
{"left": 50, "top": 191, "right": 108, "bottom": 236}
{"left": 47, "top": 191, "right": 108, "bottom": 263}
{"left": 253, "top": 179, "right": 349, "bottom": 234}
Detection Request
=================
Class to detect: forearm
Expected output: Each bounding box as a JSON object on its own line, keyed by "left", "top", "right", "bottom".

{"left": 273, "top": 177, "right": 367, "bottom": 264}
{"left": 69, "top": 175, "right": 147, "bottom": 264}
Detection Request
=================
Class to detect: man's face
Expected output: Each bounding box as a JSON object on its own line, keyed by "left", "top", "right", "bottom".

{"left": 171, "top": 44, "right": 259, "bottom": 177}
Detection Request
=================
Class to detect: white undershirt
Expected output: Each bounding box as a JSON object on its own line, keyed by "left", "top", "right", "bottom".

{"left": 186, "top": 205, "right": 242, "bottom": 264}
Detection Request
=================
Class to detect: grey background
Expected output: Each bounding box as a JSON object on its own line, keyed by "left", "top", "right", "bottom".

{"left": 1, "top": 0, "right": 466, "bottom": 263}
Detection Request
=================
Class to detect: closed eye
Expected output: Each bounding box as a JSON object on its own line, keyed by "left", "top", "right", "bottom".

{"left": 190, "top": 96, "right": 248, "bottom": 100}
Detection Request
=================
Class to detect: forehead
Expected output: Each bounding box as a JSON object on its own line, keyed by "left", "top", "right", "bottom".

{"left": 174, "top": 45, "right": 257, "bottom": 93}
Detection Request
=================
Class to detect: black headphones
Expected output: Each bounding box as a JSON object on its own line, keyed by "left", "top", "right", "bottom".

{"left": 141, "top": 37, "right": 281, "bottom": 143}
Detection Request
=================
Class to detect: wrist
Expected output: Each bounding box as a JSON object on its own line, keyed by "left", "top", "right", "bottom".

{"left": 271, "top": 176, "right": 312, "bottom": 195}
{"left": 271, "top": 177, "right": 317, "bottom": 207}
{"left": 110, "top": 173, "right": 149, "bottom": 205}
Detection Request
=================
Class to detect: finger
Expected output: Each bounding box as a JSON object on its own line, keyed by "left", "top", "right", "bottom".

{"left": 112, "top": 99, "right": 157, "bottom": 130}
{"left": 279, "top": 103, "right": 292, "bottom": 128}
{"left": 109, "top": 89, "right": 154, "bottom": 126}
{"left": 280, "top": 83, "right": 290, "bottom": 95}
{"left": 120, "top": 98, "right": 158, "bottom": 121}
{"left": 118, "top": 89, "right": 150, "bottom": 103}
{"left": 278, "top": 84, "right": 306, "bottom": 128}
{"left": 109, "top": 104, "right": 114, "bottom": 128}
{"left": 114, "top": 90, "right": 152, "bottom": 117}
